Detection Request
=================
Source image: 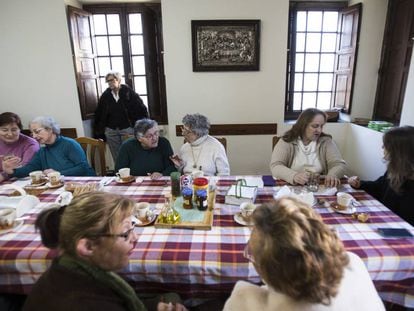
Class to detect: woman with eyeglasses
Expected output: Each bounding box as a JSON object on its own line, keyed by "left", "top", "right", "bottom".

{"left": 115, "top": 119, "right": 176, "bottom": 179}
{"left": 23, "top": 192, "right": 187, "bottom": 311}
{"left": 224, "top": 198, "right": 384, "bottom": 311}
{"left": 170, "top": 113, "right": 230, "bottom": 176}
{"left": 94, "top": 71, "right": 148, "bottom": 163}
{"left": 0, "top": 116, "right": 95, "bottom": 182}
{"left": 0, "top": 112, "right": 39, "bottom": 179}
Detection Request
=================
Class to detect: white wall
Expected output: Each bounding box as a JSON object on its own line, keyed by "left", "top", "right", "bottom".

{"left": 400, "top": 55, "right": 414, "bottom": 126}
{"left": 0, "top": 0, "right": 85, "bottom": 136}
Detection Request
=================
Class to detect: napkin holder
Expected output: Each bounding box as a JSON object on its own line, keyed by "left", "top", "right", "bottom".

{"left": 225, "top": 179, "right": 258, "bottom": 206}
{"left": 0, "top": 184, "right": 40, "bottom": 217}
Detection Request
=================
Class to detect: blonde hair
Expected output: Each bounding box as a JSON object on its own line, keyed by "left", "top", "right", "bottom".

{"left": 251, "top": 197, "right": 349, "bottom": 305}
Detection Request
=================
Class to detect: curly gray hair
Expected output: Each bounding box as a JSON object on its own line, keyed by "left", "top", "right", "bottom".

{"left": 30, "top": 116, "right": 61, "bottom": 135}
{"left": 105, "top": 71, "right": 122, "bottom": 82}
{"left": 182, "top": 113, "right": 210, "bottom": 138}
{"left": 134, "top": 118, "right": 158, "bottom": 138}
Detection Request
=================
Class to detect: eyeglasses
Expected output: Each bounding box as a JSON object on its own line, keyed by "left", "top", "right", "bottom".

{"left": 181, "top": 126, "right": 193, "bottom": 134}
{"left": 106, "top": 78, "right": 116, "bottom": 83}
{"left": 143, "top": 131, "right": 159, "bottom": 140}
{"left": 243, "top": 240, "right": 255, "bottom": 263}
{"left": 91, "top": 227, "right": 135, "bottom": 242}
{"left": 30, "top": 128, "right": 46, "bottom": 136}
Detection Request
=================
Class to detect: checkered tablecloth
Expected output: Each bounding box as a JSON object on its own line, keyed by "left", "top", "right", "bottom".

{"left": 0, "top": 176, "right": 413, "bottom": 307}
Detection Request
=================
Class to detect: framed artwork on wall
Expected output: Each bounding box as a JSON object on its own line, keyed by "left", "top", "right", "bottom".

{"left": 191, "top": 19, "right": 261, "bottom": 72}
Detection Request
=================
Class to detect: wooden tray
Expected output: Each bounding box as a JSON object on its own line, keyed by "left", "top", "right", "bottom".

{"left": 154, "top": 190, "right": 215, "bottom": 230}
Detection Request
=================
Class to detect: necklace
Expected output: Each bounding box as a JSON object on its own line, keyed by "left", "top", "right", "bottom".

{"left": 190, "top": 144, "right": 203, "bottom": 169}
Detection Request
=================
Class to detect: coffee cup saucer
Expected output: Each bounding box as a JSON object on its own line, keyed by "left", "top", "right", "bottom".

{"left": 115, "top": 176, "right": 135, "bottom": 184}
{"left": 234, "top": 212, "right": 253, "bottom": 226}
{"left": 46, "top": 181, "right": 65, "bottom": 189}
{"left": 329, "top": 204, "right": 356, "bottom": 215}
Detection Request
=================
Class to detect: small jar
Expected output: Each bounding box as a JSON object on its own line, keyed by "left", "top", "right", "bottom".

{"left": 182, "top": 187, "right": 193, "bottom": 209}
{"left": 196, "top": 189, "right": 208, "bottom": 211}
{"left": 193, "top": 177, "right": 208, "bottom": 200}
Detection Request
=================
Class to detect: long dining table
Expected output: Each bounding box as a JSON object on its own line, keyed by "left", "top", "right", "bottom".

{"left": 0, "top": 175, "right": 413, "bottom": 307}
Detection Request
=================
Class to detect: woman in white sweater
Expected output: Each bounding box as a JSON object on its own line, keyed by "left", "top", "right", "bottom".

{"left": 224, "top": 198, "right": 385, "bottom": 311}
{"left": 171, "top": 113, "right": 230, "bottom": 176}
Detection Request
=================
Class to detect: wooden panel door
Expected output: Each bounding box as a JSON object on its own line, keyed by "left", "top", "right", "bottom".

{"left": 67, "top": 6, "right": 101, "bottom": 120}
{"left": 374, "top": 0, "right": 414, "bottom": 124}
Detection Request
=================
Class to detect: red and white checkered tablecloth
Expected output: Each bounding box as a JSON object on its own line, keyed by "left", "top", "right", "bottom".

{"left": 0, "top": 176, "right": 413, "bottom": 307}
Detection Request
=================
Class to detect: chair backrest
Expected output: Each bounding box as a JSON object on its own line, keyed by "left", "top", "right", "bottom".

{"left": 272, "top": 136, "right": 281, "bottom": 150}
{"left": 183, "top": 136, "right": 227, "bottom": 153}
{"left": 75, "top": 137, "right": 107, "bottom": 176}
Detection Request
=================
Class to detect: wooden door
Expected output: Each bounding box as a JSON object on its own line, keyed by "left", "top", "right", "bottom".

{"left": 67, "top": 6, "right": 101, "bottom": 120}
{"left": 374, "top": 0, "right": 414, "bottom": 124}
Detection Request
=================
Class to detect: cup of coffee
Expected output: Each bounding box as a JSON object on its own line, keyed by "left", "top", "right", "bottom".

{"left": 116, "top": 168, "right": 131, "bottom": 181}
{"left": 47, "top": 171, "right": 61, "bottom": 186}
{"left": 0, "top": 208, "right": 17, "bottom": 228}
{"left": 135, "top": 202, "right": 150, "bottom": 220}
{"left": 240, "top": 202, "right": 256, "bottom": 221}
{"left": 29, "top": 171, "right": 44, "bottom": 185}
{"left": 336, "top": 192, "right": 353, "bottom": 210}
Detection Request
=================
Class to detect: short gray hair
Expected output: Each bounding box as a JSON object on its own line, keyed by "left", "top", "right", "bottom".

{"left": 182, "top": 113, "right": 210, "bottom": 137}
{"left": 134, "top": 118, "right": 158, "bottom": 138}
{"left": 105, "top": 71, "right": 122, "bottom": 82}
{"left": 30, "top": 116, "right": 61, "bottom": 135}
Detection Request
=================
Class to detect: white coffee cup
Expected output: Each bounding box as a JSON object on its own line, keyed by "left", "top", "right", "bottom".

{"left": 47, "top": 171, "right": 61, "bottom": 186}
{"left": 29, "top": 171, "right": 44, "bottom": 184}
{"left": 336, "top": 192, "right": 354, "bottom": 210}
{"left": 240, "top": 202, "right": 256, "bottom": 220}
{"left": 0, "top": 208, "right": 17, "bottom": 228}
{"left": 116, "top": 168, "right": 131, "bottom": 180}
{"left": 135, "top": 202, "right": 150, "bottom": 219}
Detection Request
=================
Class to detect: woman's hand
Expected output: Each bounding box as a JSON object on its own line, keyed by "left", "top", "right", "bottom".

{"left": 293, "top": 172, "right": 309, "bottom": 185}
{"left": 157, "top": 302, "right": 188, "bottom": 311}
{"left": 348, "top": 176, "right": 360, "bottom": 188}
{"left": 324, "top": 175, "right": 341, "bottom": 188}
{"left": 2, "top": 156, "right": 21, "bottom": 174}
{"left": 169, "top": 154, "right": 183, "bottom": 167}
{"left": 148, "top": 172, "right": 162, "bottom": 180}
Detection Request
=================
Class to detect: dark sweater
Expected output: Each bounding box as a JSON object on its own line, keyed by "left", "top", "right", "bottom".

{"left": 359, "top": 173, "right": 414, "bottom": 226}
{"left": 115, "top": 137, "right": 176, "bottom": 176}
{"left": 94, "top": 84, "right": 148, "bottom": 140}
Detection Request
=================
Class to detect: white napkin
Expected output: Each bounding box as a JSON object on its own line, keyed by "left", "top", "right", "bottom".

{"left": 55, "top": 191, "right": 73, "bottom": 206}
{"left": 313, "top": 186, "right": 337, "bottom": 196}
{"left": 274, "top": 186, "right": 315, "bottom": 206}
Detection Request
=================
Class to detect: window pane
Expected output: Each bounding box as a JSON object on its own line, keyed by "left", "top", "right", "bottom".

{"left": 100, "top": 77, "right": 107, "bottom": 93}
{"left": 132, "top": 56, "right": 146, "bottom": 75}
{"left": 321, "top": 33, "right": 336, "bottom": 52}
{"left": 131, "top": 35, "right": 144, "bottom": 55}
{"left": 98, "top": 57, "right": 111, "bottom": 75}
{"left": 304, "top": 54, "right": 319, "bottom": 72}
{"left": 93, "top": 15, "right": 107, "bottom": 35}
{"left": 295, "top": 53, "right": 304, "bottom": 72}
{"left": 303, "top": 73, "right": 318, "bottom": 91}
{"left": 318, "top": 73, "right": 333, "bottom": 91}
{"left": 303, "top": 93, "right": 316, "bottom": 108}
{"left": 317, "top": 92, "right": 331, "bottom": 109}
{"left": 96, "top": 37, "right": 109, "bottom": 55}
{"left": 307, "top": 12, "right": 322, "bottom": 31}
{"left": 323, "top": 12, "right": 338, "bottom": 32}
{"left": 107, "top": 14, "right": 121, "bottom": 35}
{"left": 134, "top": 76, "right": 147, "bottom": 95}
{"left": 129, "top": 13, "right": 143, "bottom": 34}
{"left": 296, "top": 33, "right": 305, "bottom": 52}
{"left": 306, "top": 33, "right": 321, "bottom": 52}
{"left": 111, "top": 57, "right": 124, "bottom": 75}
{"left": 141, "top": 96, "right": 148, "bottom": 109}
{"left": 293, "top": 92, "right": 302, "bottom": 110}
{"left": 296, "top": 11, "right": 307, "bottom": 32}
{"left": 109, "top": 36, "right": 122, "bottom": 55}
{"left": 294, "top": 73, "right": 303, "bottom": 91}
{"left": 320, "top": 54, "right": 335, "bottom": 72}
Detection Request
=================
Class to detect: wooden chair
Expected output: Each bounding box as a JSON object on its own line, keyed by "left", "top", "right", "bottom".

{"left": 75, "top": 137, "right": 107, "bottom": 176}
{"left": 183, "top": 136, "right": 227, "bottom": 152}
{"left": 272, "top": 136, "right": 281, "bottom": 150}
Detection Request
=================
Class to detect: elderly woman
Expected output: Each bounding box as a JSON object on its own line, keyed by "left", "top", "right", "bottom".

{"left": 171, "top": 113, "right": 230, "bottom": 176}
{"left": 270, "top": 108, "right": 347, "bottom": 187}
{"left": 23, "top": 192, "right": 187, "bottom": 311}
{"left": 94, "top": 71, "right": 148, "bottom": 163}
{"left": 0, "top": 116, "right": 95, "bottom": 182}
{"left": 348, "top": 126, "right": 414, "bottom": 225}
{"left": 115, "top": 119, "right": 176, "bottom": 179}
{"left": 224, "top": 198, "right": 384, "bottom": 311}
{"left": 0, "top": 112, "right": 39, "bottom": 178}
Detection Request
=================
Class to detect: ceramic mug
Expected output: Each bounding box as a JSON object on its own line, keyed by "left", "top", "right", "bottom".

{"left": 47, "top": 171, "right": 61, "bottom": 186}
{"left": 116, "top": 168, "right": 131, "bottom": 181}
{"left": 29, "top": 171, "right": 44, "bottom": 185}
{"left": 240, "top": 202, "right": 256, "bottom": 221}
{"left": 336, "top": 192, "right": 353, "bottom": 210}
{"left": 135, "top": 202, "right": 150, "bottom": 220}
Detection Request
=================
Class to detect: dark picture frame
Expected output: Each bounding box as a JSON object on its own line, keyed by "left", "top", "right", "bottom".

{"left": 191, "top": 19, "right": 261, "bottom": 72}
